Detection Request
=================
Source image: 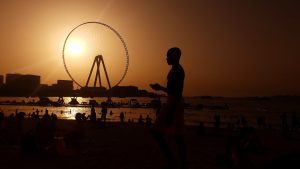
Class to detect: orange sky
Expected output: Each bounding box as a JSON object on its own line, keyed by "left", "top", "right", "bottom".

{"left": 0, "top": 0, "right": 299, "bottom": 97}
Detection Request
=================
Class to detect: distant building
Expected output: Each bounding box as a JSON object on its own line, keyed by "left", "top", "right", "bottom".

{"left": 0, "top": 75, "right": 4, "bottom": 95}
{"left": 0, "top": 73, "right": 156, "bottom": 97}
{"left": 111, "top": 86, "right": 139, "bottom": 97}
{"left": 57, "top": 80, "right": 73, "bottom": 91}
{"left": 36, "top": 84, "right": 50, "bottom": 96}
{"left": 54, "top": 80, "right": 73, "bottom": 96}
{"left": 80, "top": 86, "right": 107, "bottom": 97}
{"left": 38, "top": 80, "right": 74, "bottom": 96}
{"left": 0, "top": 75, "right": 3, "bottom": 85}
{"left": 5, "top": 74, "right": 40, "bottom": 96}
{"left": 6, "top": 74, "right": 40, "bottom": 86}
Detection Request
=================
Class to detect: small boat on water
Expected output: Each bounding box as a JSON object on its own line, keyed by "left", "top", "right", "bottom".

{"left": 69, "top": 97, "right": 79, "bottom": 105}
{"left": 52, "top": 97, "right": 65, "bottom": 107}
{"left": 36, "top": 97, "right": 52, "bottom": 106}
{"left": 129, "top": 99, "right": 140, "bottom": 108}
{"left": 89, "top": 99, "right": 98, "bottom": 106}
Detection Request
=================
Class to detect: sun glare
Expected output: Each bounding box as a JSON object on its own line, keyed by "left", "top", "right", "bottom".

{"left": 67, "top": 40, "right": 84, "bottom": 55}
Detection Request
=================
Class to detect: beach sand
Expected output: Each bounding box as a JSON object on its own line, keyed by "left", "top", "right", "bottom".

{"left": 0, "top": 119, "right": 300, "bottom": 169}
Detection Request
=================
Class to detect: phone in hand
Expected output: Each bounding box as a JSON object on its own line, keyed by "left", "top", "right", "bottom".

{"left": 150, "top": 83, "right": 160, "bottom": 90}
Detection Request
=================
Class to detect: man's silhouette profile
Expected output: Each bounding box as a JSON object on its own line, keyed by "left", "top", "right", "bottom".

{"left": 150, "top": 47, "right": 188, "bottom": 169}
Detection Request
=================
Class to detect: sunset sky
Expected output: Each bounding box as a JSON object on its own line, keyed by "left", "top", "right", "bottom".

{"left": 0, "top": 0, "right": 299, "bottom": 97}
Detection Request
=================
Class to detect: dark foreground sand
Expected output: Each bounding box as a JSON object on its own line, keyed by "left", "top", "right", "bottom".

{"left": 0, "top": 119, "right": 300, "bottom": 169}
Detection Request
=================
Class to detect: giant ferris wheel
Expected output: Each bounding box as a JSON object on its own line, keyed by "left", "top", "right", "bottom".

{"left": 62, "top": 22, "right": 129, "bottom": 95}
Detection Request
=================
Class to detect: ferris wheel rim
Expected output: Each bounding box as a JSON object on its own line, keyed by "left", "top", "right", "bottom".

{"left": 62, "top": 21, "right": 129, "bottom": 89}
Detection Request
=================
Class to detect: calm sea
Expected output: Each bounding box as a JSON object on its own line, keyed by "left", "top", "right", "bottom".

{"left": 0, "top": 96, "right": 299, "bottom": 128}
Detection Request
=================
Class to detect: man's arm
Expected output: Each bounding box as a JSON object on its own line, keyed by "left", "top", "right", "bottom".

{"left": 150, "top": 83, "right": 168, "bottom": 93}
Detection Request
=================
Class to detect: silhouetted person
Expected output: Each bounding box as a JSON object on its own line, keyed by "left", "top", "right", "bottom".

{"left": 101, "top": 102, "right": 108, "bottom": 122}
{"left": 51, "top": 113, "right": 58, "bottom": 129}
{"left": 120, "top": 112, "right": 125, "bottom": 123}
{"left": 0, "top": 110, "right": 3, "bottom": 117}
{"left": 146, "top": 115, "right": 152, "bottom": 125}
{"left": 6, "top": 113, "right": 19, "bottom": 144}
{"left": 66, "top": 113, "right": 86, "bottom": 146}
{"left": 51, "top": 113, "right": 58, "bottom": 121}
{"left": 90, "top": 106, "right": 96, "bottom": 122}
{"left": 236, "top": 117, "right": 241, "bottom": 128}
{"left": 35, "top": 109, "right": 40, "bottom": 119}
{"left": 30, "top": 112, "right": 36, "bottom": 119}
{"left": 15, "top": 111, "right": 25, "bottom": 138}
{"left": 75, "top": 113, "right": 82, "bottom": 121}
{"left": 42, "top": 109, "right": 50, "bottom": 121}
{"left": 214, "top": 113, "right": 221, "bottom": 129}
{"left": 0, "top": 111, "right": 4, "bottom": 127}
{"left": 256, "top": 116, "right": 266, "bottom": 128}
{"left": 197, "top": 122, "right": 206, "bottom": 135}
{"left": 150, "top": 47, "right": 188, "bottom": 169}
{"left": 291, "top": 112, "right": 299, "bottom": 132}
{"left": 82, "top": 113, "right": 88, "bottom": 121}
{"left": 36, "top": 111, "right": 55, "bottom": 147}
{"left": 138, "top": 115, "right": 144, "bottom": 124}
{"left": 241, "top": 115, "right": 247, "bottom": 128}
{"left": 280, "top": 112, "right": 288, "bottom": 130}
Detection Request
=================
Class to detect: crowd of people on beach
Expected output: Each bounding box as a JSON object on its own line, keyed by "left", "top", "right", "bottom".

{"left": 0, "top": 105, "right": 155, "bottom": 156}
{"left": 0, "top": 108, "right": 58, "bottom": 155}
{"left": 205, "top": 111, "right": 300, "bottom": 132}
{"left": 200, "top": 111, "right": 300, "bottom": 169}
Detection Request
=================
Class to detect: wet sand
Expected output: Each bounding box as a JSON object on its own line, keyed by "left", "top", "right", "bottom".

{"left": 0, "top": 119, "right": 300, "bottom": 169}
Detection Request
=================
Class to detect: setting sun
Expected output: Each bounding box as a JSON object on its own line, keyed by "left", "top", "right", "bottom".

{"left": 67, "top": 40, "right": 84, "bottom": 55}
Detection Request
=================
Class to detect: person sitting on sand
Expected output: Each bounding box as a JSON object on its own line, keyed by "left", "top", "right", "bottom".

{"left": 150, "top": 47, "right": 188, "bottom": 169}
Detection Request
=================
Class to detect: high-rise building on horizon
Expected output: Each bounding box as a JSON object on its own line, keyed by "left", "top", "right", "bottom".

{"left": 57, "top": 80, "right": 73, "bottom": 91}
{"left": 52, "top": 80, "right": 74, "bottom": 96}
{"left": 0, "top": 75, "right": 3, "bottom": 86}
{"left": 5, "top": 73, "right": 40, "bottom": 96}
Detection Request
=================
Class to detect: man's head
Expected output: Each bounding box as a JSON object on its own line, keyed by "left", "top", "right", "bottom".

{"left": 166, "top": 47, "right": 181, "bottom": 65}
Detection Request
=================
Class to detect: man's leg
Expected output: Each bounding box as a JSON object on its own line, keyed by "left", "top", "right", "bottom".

{"left": 176, "top": 135, "right": 188, "bottom": 169}
{"left": 152, "top": 130, "right": 176, "bottom": 168}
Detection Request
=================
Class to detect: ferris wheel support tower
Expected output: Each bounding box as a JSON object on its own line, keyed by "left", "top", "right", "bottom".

{"left": 85, "top": 55, "right": 111, "bottom": 90}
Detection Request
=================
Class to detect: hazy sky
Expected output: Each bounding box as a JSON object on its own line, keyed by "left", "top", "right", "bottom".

{"left": 0, "top": 0, "right": 299, "bottom": 96}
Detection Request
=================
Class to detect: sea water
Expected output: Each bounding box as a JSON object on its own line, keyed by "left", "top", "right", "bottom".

{"left": 0, "top": 96, "right": 299, "bottom": 128}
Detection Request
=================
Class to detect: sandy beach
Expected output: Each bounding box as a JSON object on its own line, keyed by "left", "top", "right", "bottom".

{"left": 0, "top": 118, "right": 300, "bottom": 169}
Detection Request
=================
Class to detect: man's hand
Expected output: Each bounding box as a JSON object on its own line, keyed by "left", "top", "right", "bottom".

{"left": 150, "top": 83, "right": 162, "bottom": 91}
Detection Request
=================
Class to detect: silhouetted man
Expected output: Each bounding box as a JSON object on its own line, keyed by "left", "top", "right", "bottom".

{"left": 90, "top": 106, "right": 96, "bottom": 122}
{"left": 150, "top": 47, "right": 188, "bottom": 169}
{"left": 101, "top": 102, "right": 108, "bottom": 122}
